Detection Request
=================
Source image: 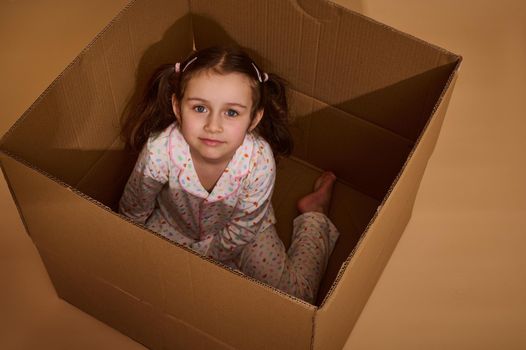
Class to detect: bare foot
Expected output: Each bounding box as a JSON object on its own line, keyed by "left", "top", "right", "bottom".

{"left": 297, "top": 171, "right": 337, "bottom": 215}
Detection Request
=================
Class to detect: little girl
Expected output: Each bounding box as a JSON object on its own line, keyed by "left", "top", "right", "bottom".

{"left": 119, "top": 46, "right": 339, "bottom": 303}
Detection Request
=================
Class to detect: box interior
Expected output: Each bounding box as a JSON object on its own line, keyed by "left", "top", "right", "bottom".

{"left": 0, "top": 0, "right": 461, "bottom": 348}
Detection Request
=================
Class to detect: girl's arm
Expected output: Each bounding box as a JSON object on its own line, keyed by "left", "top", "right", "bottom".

{"left": 197, "top": 144, "right": 276, "bottom": 262}
{"left": 119, "top": 136, "right": 170, "bottom": 224}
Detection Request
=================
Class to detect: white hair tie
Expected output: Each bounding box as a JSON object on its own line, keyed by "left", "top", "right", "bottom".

{"left": 174, "top": 57, "right": 198, "bottom": 74}
{"left": 251, "top": 62, "right": 269, "bottom": 83}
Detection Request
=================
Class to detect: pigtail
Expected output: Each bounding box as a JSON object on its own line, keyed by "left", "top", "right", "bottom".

{"left": 256, "top": 73, "right": 293, "bottom": 158}
{"left": 121, "top": 64, "right": 177, "bottom": 152}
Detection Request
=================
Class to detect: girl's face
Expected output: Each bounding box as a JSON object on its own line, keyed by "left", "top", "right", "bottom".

{"left": 172, "top": 70, "right": 263, "bottom": 167}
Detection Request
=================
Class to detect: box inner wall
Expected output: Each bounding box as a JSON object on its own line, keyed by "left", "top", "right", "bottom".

{"left": 0, "top": 0, "right": 459, "bottom": 305}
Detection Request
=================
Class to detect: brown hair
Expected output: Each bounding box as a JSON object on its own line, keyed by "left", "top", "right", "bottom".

{"left": 121, "top": 45, "right": 293, "bottom": 157}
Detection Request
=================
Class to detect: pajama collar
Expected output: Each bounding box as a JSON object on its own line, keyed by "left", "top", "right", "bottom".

{"left": 167, "top": 124, "right": 254, "bottom": 202}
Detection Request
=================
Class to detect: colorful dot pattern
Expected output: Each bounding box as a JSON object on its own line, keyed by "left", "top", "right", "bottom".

{"left": 118, "top": 123, "right": 340, "bottom": 303}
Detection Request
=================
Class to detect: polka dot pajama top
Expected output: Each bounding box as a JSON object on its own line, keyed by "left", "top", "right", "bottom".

{"left": 119, "top": 123, "right": 277, "bottom": 264}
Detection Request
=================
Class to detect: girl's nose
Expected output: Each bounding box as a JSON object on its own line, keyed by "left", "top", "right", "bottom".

{"left": 204, "top": 113, "right": 223, "bottom": 133}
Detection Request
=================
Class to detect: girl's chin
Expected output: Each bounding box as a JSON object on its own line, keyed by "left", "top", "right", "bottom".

{"left": 193, "top": 150, "right": 234, "bottom": 165}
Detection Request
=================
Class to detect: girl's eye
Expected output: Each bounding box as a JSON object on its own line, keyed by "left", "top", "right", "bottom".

{"left": 194, "top": 105, "right": 207, "bottom": 113}
{"left": 225, "top": 109, "right": 239, "bottom": 117}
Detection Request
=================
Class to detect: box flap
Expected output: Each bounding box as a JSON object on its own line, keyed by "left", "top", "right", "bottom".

{"left": 0, "top": 151, "right": 316, "bottom": 349}
{"left": 0, "top": 0, "right": 193, "bottom": 188}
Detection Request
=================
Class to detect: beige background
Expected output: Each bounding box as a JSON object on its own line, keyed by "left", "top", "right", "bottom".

{"left": 1, "top": 0, "right": 525, "bottom": 349}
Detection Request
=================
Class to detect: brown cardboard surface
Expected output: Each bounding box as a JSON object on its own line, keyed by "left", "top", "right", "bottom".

{"left": 314, "top": 72, "right": 458, "bottom": 350}
{"left": 1, "top": 152, "right": 315, "bottom": 350}
{"left": 341, "top": 1, "right": 526, "bottom": 349}
{"left": 1, "top": 0, "right": 193, "bottom": 187}
{"left": 5, "top": 0, "right": 524, "bottom": 350}
{"left": 0, "top": 0, "right": 129, "bottom": 136}
{"left": 0, "top": 167, "right": 146, "bottom": 350}
{"left": 1, "top": 0, "right": 460, "bottom": 348}
{"left": 288, "top": 89, "right": 414, "bottom": 201}
{"left": 0, "top": 1, "right": 147, "bottom": 348}
{"left": 191, "top": 0, "right": 455, "bottom": 145}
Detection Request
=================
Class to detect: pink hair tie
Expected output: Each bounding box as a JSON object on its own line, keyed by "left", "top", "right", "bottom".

{"left": 174, "top": 62, "right": 181, "bottom": 73}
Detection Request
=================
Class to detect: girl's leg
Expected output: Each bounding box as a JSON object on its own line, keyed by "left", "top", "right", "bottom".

{"left": 237, "top": 172, "right": 339, "bottom": 303}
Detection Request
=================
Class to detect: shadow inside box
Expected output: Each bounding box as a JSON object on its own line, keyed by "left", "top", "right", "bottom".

{"left": 273, "top": 156, "right": 381, "bottom": 304}
{"left": 0, "top": 9, "right": 457, "bottom": 301}
{"left": 279, "top": 62, "right": 456, "bottom": 304}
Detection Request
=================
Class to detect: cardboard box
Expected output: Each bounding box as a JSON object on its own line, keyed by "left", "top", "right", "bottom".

{"left": 0, "top": 0, "right": 461, "bottom": 348}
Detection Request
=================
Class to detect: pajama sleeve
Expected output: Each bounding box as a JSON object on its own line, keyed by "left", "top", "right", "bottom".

{"left": 118, "top": 135, "right": 170, "bottom": 224}
{"left": 202, "top": 144, "right": 276, "bottom": 262}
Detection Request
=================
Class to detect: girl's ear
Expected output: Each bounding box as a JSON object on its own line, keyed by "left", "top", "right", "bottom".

{"left": 248, "top": 109, "right": 264, "bottom": 132}
{"left": 171, "top": 94, "right": 182, "bottom": 124}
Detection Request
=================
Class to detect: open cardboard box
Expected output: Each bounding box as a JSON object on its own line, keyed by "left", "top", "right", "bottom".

{"left": 0, "top": 0, "right": 461, "bottom": 348}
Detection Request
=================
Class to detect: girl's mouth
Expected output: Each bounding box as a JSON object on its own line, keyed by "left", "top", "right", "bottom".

{"left": 199, "top": 138, "right": 224, "bottom": 146}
